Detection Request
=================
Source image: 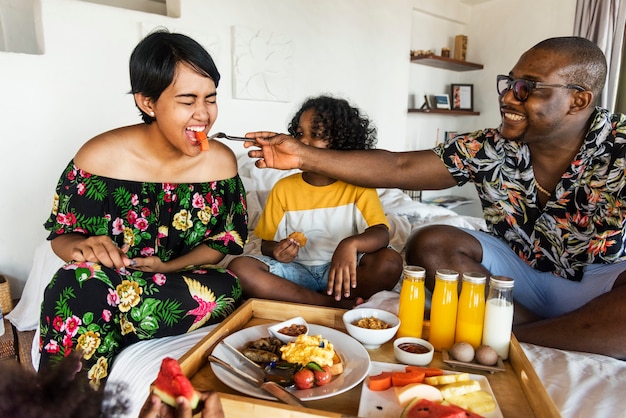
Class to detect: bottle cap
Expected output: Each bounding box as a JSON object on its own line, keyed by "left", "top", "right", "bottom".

{"left": 435, "top": 269, "right": 459, "bottom": 281}
{"left": 462, "top": 272, "right": 486, "bottom": 284}
{"left": 403, "top": 265, "right": 425, "bottom": 279}
{"left": 490, "top": 275, "right": 514, "bottom": 288}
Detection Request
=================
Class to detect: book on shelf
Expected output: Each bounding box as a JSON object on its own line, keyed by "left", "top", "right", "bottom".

{"left": 454, "top": 35, "right": 467, "bottom": 61}
{"left": 423, "top": 195, "right": 474, "bottom": 209}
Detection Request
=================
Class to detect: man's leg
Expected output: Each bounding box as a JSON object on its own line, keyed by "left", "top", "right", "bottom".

{"left": 406, "top": 225, "right": 626, "bottom": 358}
{"left": 405, "top": 225, "right": 488, "bottom": 291}
{"left": 513, "top": 275, "right": 626, "bottom": 359}
{"left": 356, "top": 247, "right": 404, "bottom": 298}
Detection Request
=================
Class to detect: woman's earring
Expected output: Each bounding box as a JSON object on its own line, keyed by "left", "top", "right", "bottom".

{"left": 149, "top": 111, "right": 155, "bottom": 117}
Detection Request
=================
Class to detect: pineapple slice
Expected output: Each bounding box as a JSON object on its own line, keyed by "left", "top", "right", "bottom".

{"left": 439, "top": 380, "right": 482, "bottom": 399}
{"left": 424, "top": 372, "right": 471, "bottom": 386}
{"left": 443, "top": 390, "right": 497, "bottom": 414}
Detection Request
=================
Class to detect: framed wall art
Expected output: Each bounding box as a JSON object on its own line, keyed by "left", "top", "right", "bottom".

{"left": 434, "top": 94, "right": 450, "bottom": 110}
{"left": 451, "top": 84, "right": 473, "bottom": 111}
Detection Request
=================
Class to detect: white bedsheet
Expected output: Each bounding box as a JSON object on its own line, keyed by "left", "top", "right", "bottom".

{"left": 9, "top": 157, "right": 626, "bottom": 417}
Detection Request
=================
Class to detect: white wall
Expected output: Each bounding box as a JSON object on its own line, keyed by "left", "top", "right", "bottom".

{"left": 0, "top": 0, "right": 577, "bottom": 297}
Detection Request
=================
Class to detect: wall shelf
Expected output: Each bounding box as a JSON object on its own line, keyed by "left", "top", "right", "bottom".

{"left": 408, "top": 108, "right": 480, "bottom": 116}
{"left": 410, "top": 54, "right": 483, "bottom": 72}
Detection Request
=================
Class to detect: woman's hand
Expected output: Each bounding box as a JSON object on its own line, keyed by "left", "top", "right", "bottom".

{"left": 52, "top": 234, "right": 134, "bottom": 271}
{"left": 130, "top": 245, "right": 224, "bottom": 273}
{"left": 244, "top": 132, "right": 302, "bottom": 170}
{"left": 139, "top": 391, "right": 225, "bottom": 418}
{"left": 127, "top": 256, "right": 167, "bottom": 273}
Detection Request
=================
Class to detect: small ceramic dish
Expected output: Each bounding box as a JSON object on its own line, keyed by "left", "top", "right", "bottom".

{"left": 393, "top": 337, "right": 435, "bottom": 366}
{"left": 343, "top": 308, "right": 400, "bottom": 349}
{"left": 267, "top": 316, "right": 309, "bottom": 343}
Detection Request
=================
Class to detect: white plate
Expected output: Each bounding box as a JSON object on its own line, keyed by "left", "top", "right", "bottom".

{"left": 210, "top": 323, "right": 371, "bottom": 401}
{"left": 357, "top": 361, "right": 503, "bottom": 418}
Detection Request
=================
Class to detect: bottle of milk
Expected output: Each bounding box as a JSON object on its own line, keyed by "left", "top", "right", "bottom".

{"left": 482, "top": 276, "right": 514, "bottom": 359}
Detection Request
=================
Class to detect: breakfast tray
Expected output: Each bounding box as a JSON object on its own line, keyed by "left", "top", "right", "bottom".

{"left": 179, "top": 299, "right": 560, "bottom": 418}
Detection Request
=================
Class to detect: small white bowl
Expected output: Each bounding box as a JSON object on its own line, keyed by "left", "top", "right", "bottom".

{"left": 267, "top": 316, "right": 309, "bottom": 343}
{"left": 393, "top": 337, "right": 435, "bottom": 366}
{"left": 342, "top": 308, "right": 400, "bottom": 349}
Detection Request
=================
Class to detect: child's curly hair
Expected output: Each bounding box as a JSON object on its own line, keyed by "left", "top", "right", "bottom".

{"left": 0, "top": 350, "right": 129, "bottom": 418}
{"left": 287, "top": 95, "right": 377, "bottom": 150}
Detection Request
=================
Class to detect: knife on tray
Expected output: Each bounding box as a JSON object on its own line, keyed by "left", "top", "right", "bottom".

{"left": 207, "top": 354, "right": 306, "bottom": 408}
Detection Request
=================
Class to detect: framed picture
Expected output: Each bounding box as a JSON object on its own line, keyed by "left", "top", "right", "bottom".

{"left": 434, "top": 94, "right": 450, "bottom": 110}
{"left": 451, "top": 84, "right": 474, "bottom": 111}
{"left": 445, "top": 131, "right": 458, "bottom": 141}
{"left": 423, "top": 94, "right": 435, "bottom": 109}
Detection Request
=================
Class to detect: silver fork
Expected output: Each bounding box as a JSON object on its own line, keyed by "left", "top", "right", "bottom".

{"left": 208, "top": 132, "right": 255, "bottom": 141}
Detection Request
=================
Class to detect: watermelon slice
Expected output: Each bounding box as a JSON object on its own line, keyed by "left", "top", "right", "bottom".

{"left": 195, "top": 131, "right": 209, "bottom": 151}
{"left": 400, "top": 398, "right": 482, "bottom": 418}
{"left": 152, "top": 357, "right": 200, "bottom": 409}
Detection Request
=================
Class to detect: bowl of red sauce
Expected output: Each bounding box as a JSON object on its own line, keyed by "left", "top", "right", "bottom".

{"left": 393, "top": 337, "right": 434, "bottom": 365}
{"left": 268, "top": 316, "right": 309, "bottom": 343}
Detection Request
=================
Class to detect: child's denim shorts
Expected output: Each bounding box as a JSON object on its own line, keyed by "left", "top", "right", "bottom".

{"left": 252, "top": 253, "right": 365, "bottom": 292}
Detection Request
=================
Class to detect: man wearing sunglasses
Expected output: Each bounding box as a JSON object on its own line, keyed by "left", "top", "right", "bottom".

{"left": 244, "top": 37, "right": 626, "bottom": 360}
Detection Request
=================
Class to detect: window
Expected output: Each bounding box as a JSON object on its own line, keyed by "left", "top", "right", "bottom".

{"left": 0, "top": 0, "right": 43, "bottom": 54}
{"left": 80, "top": 0, "right": 180, "bottom": 17}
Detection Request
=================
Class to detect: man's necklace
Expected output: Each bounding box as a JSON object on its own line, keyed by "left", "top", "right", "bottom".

{"left": 535, "top": 179, "right": 552, "bottom": 197}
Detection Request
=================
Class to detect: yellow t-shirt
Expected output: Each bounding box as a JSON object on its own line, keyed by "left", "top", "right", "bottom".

{"left": 254, "top": 173, "right": 389, "bottom": 266}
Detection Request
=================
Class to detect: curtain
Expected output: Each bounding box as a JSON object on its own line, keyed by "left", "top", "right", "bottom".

{"left": 574, "top": 0, "right": 626, "bottom": 112}
{"left": 616, "top": 29, "right": 626, "bottom": 113}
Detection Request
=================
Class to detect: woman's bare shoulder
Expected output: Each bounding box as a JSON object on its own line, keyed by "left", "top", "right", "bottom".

{"left": 74, "top": 126, "right": 138, "bottom": 174}
{"left": 201, "top": 140, "right": 239, "bottom": 179}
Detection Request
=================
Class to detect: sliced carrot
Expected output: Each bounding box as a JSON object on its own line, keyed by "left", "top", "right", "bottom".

{"left": 368, "top": 371, "right": 392, "bottom": 391}
{"left": 195, "top": 131, "right": 209, "bottom": 151}
{"left": 391, "top": 370, "right": 425, "bottom": 387}
{"left": 405, "top": 366, "right": 444, "bottom": 377}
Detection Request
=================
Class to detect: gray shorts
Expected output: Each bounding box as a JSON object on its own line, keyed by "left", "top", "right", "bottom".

{"left": 462, "top": 228, "right": 624, "bottom": 318}
{"left": 252, "top": 253, "right": 365, "bottom": 292}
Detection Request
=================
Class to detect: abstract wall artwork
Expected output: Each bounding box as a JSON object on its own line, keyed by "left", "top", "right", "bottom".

{"left": 231, "top": 25, "right": 293, "bottom": 102}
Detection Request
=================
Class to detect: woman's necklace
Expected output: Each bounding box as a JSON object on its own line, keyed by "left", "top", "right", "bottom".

{"left": 535, "top": 179, "right": 552, "bottom": 197}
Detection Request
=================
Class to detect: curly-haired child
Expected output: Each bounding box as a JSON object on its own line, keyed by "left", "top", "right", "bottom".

{"left": 0, "top": 350, "right": 224, "bottom": 418}
{"left": 229, "top": 96, "right": 403, "bottom": 307}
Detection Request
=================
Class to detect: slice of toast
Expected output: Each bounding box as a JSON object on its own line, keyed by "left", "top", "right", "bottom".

{"left": 329, "top": 352, "right": 344, "bottom": 376}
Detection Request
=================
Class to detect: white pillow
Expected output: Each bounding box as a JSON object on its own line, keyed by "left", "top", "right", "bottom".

{"left": 237, "top": 155, "right": 300, "bottom": 191}
{"left": 6, "top": 241, "right": 64, "bottom": 331}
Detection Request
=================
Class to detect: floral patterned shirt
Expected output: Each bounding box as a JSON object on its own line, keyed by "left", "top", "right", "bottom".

{"left": 45, "top": 160, "right": 248, "bottom": 261}
{"left": 434, "top": 108, "right": 626, "bottom": 281}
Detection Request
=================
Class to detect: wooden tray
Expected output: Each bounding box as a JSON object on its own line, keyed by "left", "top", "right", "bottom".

{"left": 179, "top": 299, "right": 560, "bottom": 418}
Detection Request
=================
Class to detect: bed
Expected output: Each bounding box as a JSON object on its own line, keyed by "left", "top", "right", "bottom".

{"left": 7, "top": 156, "right": 626, "bottom": 417}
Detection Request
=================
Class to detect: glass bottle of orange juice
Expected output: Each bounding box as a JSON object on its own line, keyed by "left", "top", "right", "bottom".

{"left": 397, "top": 266, "right": 426, "bottom": 338}
{"left": 455, "top": 272, "right": 486, "bottom": 348}
{"left": 428, "top": 269, "right": 459, "bottom": 351}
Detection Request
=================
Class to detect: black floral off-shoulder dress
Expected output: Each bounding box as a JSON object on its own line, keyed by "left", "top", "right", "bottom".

{"left": 39, "top": 160, "right": 248, "bottom": 389}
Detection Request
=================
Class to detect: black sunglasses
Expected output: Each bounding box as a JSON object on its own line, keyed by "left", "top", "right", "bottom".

{"left": 496, "top": 75, "right": 585, "bottom": 102}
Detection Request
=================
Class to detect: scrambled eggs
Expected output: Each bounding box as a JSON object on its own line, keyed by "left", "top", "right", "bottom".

{"left": 280, "top": 335, "right": 335, "bottom": 367}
